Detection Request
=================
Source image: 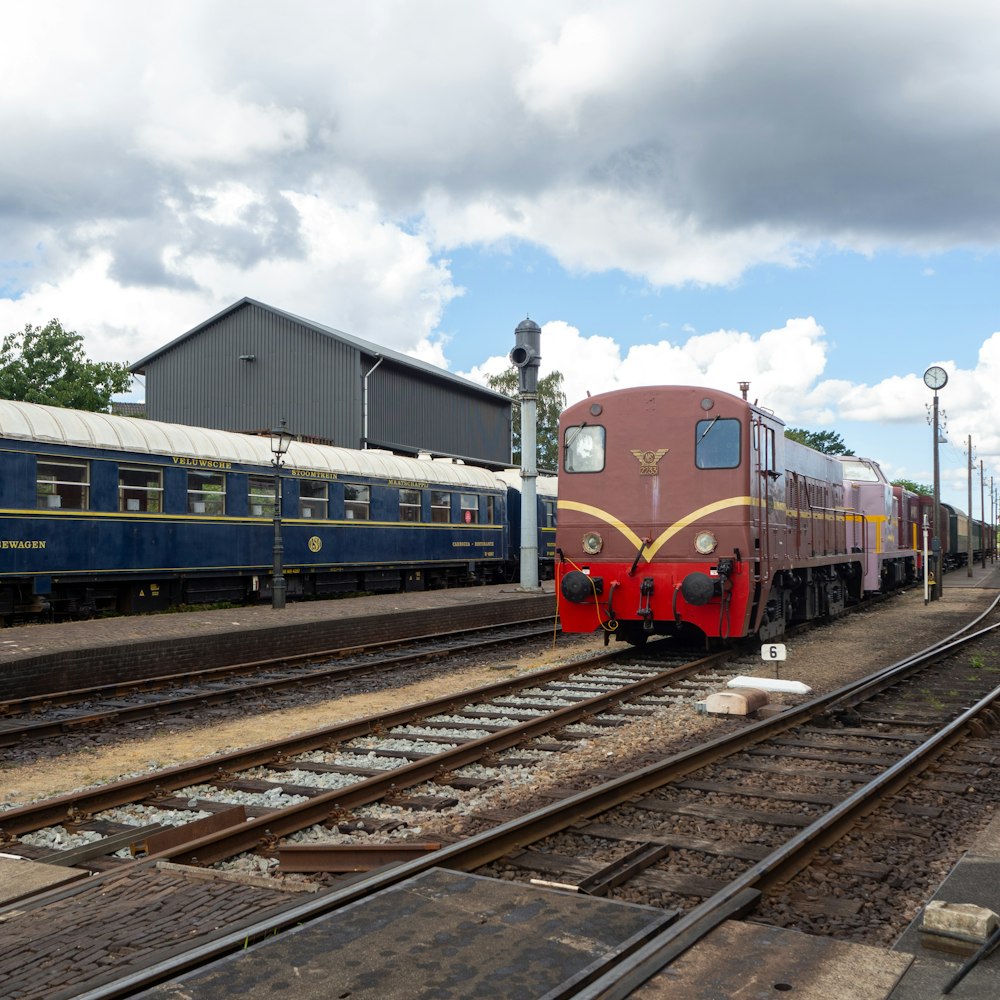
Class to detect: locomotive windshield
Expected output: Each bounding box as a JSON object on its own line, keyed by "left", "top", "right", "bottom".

{"left": 695, "top": 418, "right": 740, "bottom": 469}
{"left": 564, "top": 425, "right": 605, "bottom": 472}
{"left": 839, "top": 459, "right": 881, "bottom": 483}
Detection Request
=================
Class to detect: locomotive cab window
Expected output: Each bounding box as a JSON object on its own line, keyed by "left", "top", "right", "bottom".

{"left": 564, "top": 425, "right": 605, "bottom": 473}
{"left": 248, "top": 476, "right": 276, "bottom": 517}
{"left": 399, "top": 489, "right": 421, "bottom": 522}
{"left": 188, "top": 471, "right": 226, "bottom": 515}
{"left": 37, "top": 460, "right": 89, "bottom": 510}
{"left": 299, "top": 480, "right": 328, "bottom": 519}
{"left": 840, "top": 460, "right": 880, "bottom": 483}
{"left": 695, "top": 418, "right": 741, "bottom": 469}
{"left": 345, "top": 484, "right": 370, "bottom": 520}
{"left": 119, "top": 465, "right": 163, "bottom": 513}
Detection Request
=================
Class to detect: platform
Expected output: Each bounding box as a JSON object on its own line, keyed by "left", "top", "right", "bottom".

{"left": 887, "top": 810, "right": 1000, "bottom": 999}
{"left": 0, "top": 855, "right": 87, "bottom": 906}
{"left": 633, "top": 920, "right": 912, "bottom": 999}
{"left": 143, "top": 867, "right": 675, "bottom": 999}
{"left": 935, "top": 558, "right": 1000, "bottom": 590}
{"left": 1, "top": 582, "right": 556, "bottom": 698}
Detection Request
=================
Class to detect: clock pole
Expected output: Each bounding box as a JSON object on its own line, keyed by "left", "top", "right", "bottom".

{"left": 923, "top": 367, "right": 948, "bottom": 601}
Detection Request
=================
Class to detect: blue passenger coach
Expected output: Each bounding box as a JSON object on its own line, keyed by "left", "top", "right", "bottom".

{"left": 0, "top": 400, "right": 510, "bottom": 620}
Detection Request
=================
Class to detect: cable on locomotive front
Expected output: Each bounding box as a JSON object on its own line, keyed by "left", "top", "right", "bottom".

{"left": 558, "top": 550, "right": 619, "bottom": 634}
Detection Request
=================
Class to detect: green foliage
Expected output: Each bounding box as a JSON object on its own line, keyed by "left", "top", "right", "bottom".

{"left": 784, "top": 427, "right": 854, "bottom": 456}
{"left": 487, "top": 367, "right": 566, "bottom": 472}
{"left": 891, "top": 478, "right": 932, "bottom": 496}
{"left": 0, "top": 319, "right": 133, "bottom": 411}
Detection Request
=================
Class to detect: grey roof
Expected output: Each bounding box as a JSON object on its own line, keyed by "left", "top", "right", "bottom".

{"left": 130, "top": 297, "right": 511, "bottom": 403}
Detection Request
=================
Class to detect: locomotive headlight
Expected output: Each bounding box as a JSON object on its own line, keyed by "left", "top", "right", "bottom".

{"left": 694, "top": 531, "right": 717, "bottom": 555}
{"left": 582, "top": 531, "right": 603, "bottom": 554}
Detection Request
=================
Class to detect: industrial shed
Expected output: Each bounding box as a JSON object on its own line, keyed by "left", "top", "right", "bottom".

{"left": 130, "top": 298, "right": 513, "bottom": 467}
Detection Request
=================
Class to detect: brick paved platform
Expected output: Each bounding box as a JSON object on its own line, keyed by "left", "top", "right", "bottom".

{"left": 0, "top": 582, "right": 556, "bottom": 699}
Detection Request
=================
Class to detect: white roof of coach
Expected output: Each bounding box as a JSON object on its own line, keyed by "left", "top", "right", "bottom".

{"left": 0, "top": 399, "right": 501, "bottom": 489}
{"left": 493, "top": 469, "right": 558, "bottom": 498}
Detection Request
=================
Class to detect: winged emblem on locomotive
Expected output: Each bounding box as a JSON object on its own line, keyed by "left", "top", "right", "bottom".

{"left": 630, "top": 448, "right": 668, "bottom": 475}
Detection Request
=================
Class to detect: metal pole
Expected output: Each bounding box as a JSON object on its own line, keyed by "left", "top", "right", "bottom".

{"left": 519, "top": 389, "right": 539, "bottom": 590}
{"left": 272, "top": 460, "right": 286, "bottom": 609}
{"left": 980, "top": 460, "right": 987, "bottom": 568}
{"left": 932, "top": 392, "right": 942, "bottom": 599}
{"left": 922, "top": 514, "right": 929, "bottom": 605}
{"left": 511, "top": 317, "right": 542, "bottom": 593}
{"left": 967, "top": 435, "right": 973, "bottom": 577}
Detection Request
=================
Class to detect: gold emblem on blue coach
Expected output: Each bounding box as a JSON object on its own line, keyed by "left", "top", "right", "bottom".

{"left": 631, "top": 449, "right": 668, "bottom": 475}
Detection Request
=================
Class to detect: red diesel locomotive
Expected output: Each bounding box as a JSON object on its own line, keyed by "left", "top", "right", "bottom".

{"left": 555, "top": 385, "right": 917, "bottom": 646}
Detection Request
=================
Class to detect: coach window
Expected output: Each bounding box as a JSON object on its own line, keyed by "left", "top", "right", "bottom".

{"left": 460, "top": 493, "right": 479, "bottom": 524}
{"left": 37, "top": 460, "right": 89, "bottom": 510}
{"left": 564, "top": 425, "right": 605, "bottom": 472}
{"left": 299, "top": 480, "right": 328, "bottom": 519}
{"left": 431, "top": 491, "right": 451, "bottom": 523}
{"left": 119, "top": 465, "right": 163, "bottom": 512}
{"left": 188, "top": 471, "right": 226, "bottom": 515}
{"left": 399, "top": 488, "right": 421, "bottom": 522}
{"left": 345, "top": 484, "right": 370, "bottom": 520}
{"left": 248, "top": 476, "right": 276, "bottom": 517}
{"left": 695, "top": 418, "right": 741, "bottom": 469}
{"left": 485, "top": 495, "right": 496, "bottom": 524}
{"left": 543, "top": 499, "right": 557, "bottom": 527}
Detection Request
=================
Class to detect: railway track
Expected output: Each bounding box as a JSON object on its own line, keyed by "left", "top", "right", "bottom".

{"left": 0, "top": 616, "right": 561, "bottom": 753}
{"left": 0, "top": 643, "right": 737, "bottom": 863}
{"left": 3, "top": 600, "right": 998, "bottom": 998}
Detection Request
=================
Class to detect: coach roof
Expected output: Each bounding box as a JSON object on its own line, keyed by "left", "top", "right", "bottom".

{"left": 0, "top": 399, "right": 502, "bottom": 488}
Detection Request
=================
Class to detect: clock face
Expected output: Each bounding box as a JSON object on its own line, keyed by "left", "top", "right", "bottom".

{"left": 923, "top": 366, "right": 948, "bottom": 390}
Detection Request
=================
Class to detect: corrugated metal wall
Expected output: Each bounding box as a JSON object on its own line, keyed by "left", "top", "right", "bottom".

{"left": 368, "top": 363, "right": 512, "bottom": 464}
{"left": 144, "top": 303, "right": 362, "bottom": 446}
{"left": 142, "top": 301, "right": 512, "bottom": 463}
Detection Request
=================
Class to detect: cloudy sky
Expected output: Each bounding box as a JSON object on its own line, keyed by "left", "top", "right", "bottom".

{"left": 2, "top": 1, "right": 999, "bottom": 511}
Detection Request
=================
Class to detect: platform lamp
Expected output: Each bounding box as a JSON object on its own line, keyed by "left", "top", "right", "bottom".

{"left": 923, "top": 366, "right": 948, "bottom": 601}
{"left": 270, "top": 420, "right": 293, "bottom": 609}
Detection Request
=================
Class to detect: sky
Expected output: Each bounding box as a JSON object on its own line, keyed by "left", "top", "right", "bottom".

{"left": 2, "top": 1, "right": 999, "bottom": 514}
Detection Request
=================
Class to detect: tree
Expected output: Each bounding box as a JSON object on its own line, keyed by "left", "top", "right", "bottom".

{"left": 891, "top": 479, "right": 932, "bottom": 496}
{"left": 487, "top": 368, "right": 566, "bottom": 472}
{"left": 0, "top": 319, "right": 133, "bottom": 411}
{"left": 784, "top": 427, "right": 854, "bottom": 456}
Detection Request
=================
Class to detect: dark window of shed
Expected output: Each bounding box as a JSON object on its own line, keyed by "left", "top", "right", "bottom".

{"left": 400, "top": 489, "right": 421, "bottom": 522}
{"left": 188, "top": 472, "right": 226, "bottom": 515}
{"left": 248, "top": 476, "right": 276, "bottom": 517}
{"left": 37, "top": 460, "right": 89, "bottom": 510}
{"left": 345, "top": 484, "right": 370, "bottom": 520}
{"left": 431, "top": 491, "right": 451, "bottom": 523}
{"left": 119, "top": 465, "right": 162, "bottom": 512}
{"left": 460, "top": 494, "right": 478, "bottom": 524}
{"left": 695, "top": 418, "right": 740, "bottom": 469}
{"left": 300, "top": 480, "right": 328, "bottom": 520}
{"left": 564, "top": 425, "right": 605, "bottom": 472}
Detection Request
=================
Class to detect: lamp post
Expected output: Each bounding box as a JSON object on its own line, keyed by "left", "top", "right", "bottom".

{"left": 923, "top": 366, "right": 948, "bottom": 601}
{"left": 270, "top": 420, "right": 293, "bottom": 609}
